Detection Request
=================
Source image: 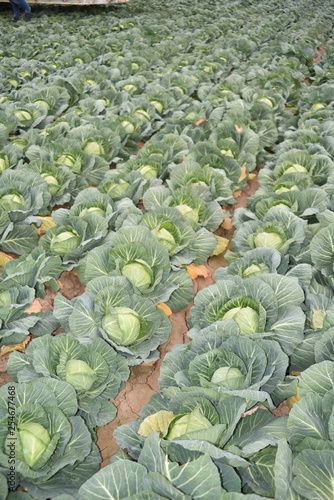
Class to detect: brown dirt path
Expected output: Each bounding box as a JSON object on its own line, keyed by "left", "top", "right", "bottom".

{"left": 313, "top": 41, "right": 328, "bottom": 64}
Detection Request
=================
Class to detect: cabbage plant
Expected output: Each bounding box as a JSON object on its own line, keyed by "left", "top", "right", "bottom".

{"left": 0, "top": 471, "right": 35, "bottom": 500}
{"left": 275, "top": 124, "right": 329, "bottom": 157}
{"left": 242, "top": 87, "right": 286, "bottom": 112}
{"left": 209, "top": 120, "right": 260, "bottom": 173}
{"left": 0, "top": 247, "right": 62, "bottom": 298}
{"left": 25, "top": 141, "right": 110, "bottom": 188}
{"left": 24, "top": 160, "right": 78, "bottom": 208}
{"left": 259, "top": 171, "right": 315, "bottom": 196}
{"left": 288, "top": 386, "right": 334, "bottom": 452}
{"left": 231, "top": 207, "right": 308, "bottom": 260}
{"left": 121, "top": 206, "right": 218, "bottom": 267}
{"left": 16, "top": 85, "right": 71, "bottom": 121}
{"left": 161, "top": 73, "right": 198, "bottom": 96}
{"left": 0, "top": 285, "right": 59, "bottom": 347}
{"left": 77, "top": 226, "right": 194, "bottom": 311}
{"left": 0, "top": 380, "right": 100, "bottom": 497}
{"left": 54, "top": 276, "right": 172, "bottom": 365}
{"left": 222, "top": 247, "right": 282, "bottom": 277}
{"left": 260, "top": 149, "right": 334, "bottom": 188}
{"left": 217, "top": 247, "right": 312, "bottom": 289}
{"left": 67, "top": 123, "right": 122, "bottom": 163}
{"left": 137, "top": 133, "right": 191, "bottom": 166}
{"left": 0, "top": 204, "right": 39, "bottom": 256}
{"left": 0, "top": 145, "right": 23, "bottom": 173}
{"left": 315, "top": 330, "right": 334, "bottom": 364}
{"left": 313, "top": 299, "right": 334, "bottom": 364}
{"left": 100, "top": 169, "right": 149, "bottom": 204}
{"left": 7, "top": 335, "right": 129, "bottom": 428}
{"left": 284, "top": 365, "right": 334, "bottom": 498}
{"left": 119, "top": 157, "right": 166, "bottom": 180}
{"left": 8, "top": 102, "right": 48, "bottom": 130}
{"left": 39, "top": 210, "right": 108, "bottom": 267}
{"left": 310, "top": 222, "right": 334, "bottom": 288}
{"left": 116, "top": 100, "right": 162, "bottom": 139}
{"left": 188, "top": 274, "right": 305, "bottom": 356}
{"left": 79, "top": 434, "right": 225, "bottom": 500}
{"left": 146, "top": 86, "right": 180, "bottom": 117}
{"left": 289, "top": 288, "right": 334, "bottom": 371}
{"left": 114, "top": 391, "right": 246, "bottom": 460}
{"left": 67, "top": 187, "right": 114, "bottom": 224}
{"left": 245, "top": 187, "right": 329, "bottom": 221}
{"left": 143, "top": 185, "right": 225, "bottom": 231}
{"left": 225, "top": 416, "right": 293, "bottom": 498}
{"left": 1, "top": 96, "right": 21, "bottom": 121}
{"left": 0, "top": 168, "right": 51, "bottom": 222}
{"left": 278, "top": 357, "right": 334, "bottom": 405}
{"left": 71, "top": 188, "right": 142, "bottom": 232}
{"left": 167, "top": 160, "right": 235, "bottom": 205}
{"left": 160, "top": 321, "right": 288, "bottom": 407}
{"left": 185, "top": 141, "right": 243, "bottom": 189}
{"left": 116, "top": 75, "right": 148, "bottom": 95}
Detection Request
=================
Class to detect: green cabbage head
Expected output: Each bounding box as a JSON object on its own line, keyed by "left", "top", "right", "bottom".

{"left": 50, "top": 230, "right": 82, "bottom": 255}
{"left": 121, "top": 260, "right": 153, "bottom": 291}
{"left": 0, "top": 191, "right": 24, "bottom": 211}
{"left": 175, "top": 204, "right": 199, "bottom": 222}
{"left": 254, "top": 231, "right": 283, "bottom": 250}
{"left": 219, "top": 301, "right": 260, "bottom": 335}
{"left": 102, "top": 307, "right": 144, "bottom": 346}
{"left": 41, "top": 173, "right": 59, "bottom": 195}
{"left": 166, "top": 408, "right": 212, "bottom": 440}
{"left": 17, "top": 422, "right": 51, "bottom": 468}
{"left": 211, "top": 366, "right": 245, "bottom": 389}
{"left": 65, "top": 359, "right": 97, "bottom": 391}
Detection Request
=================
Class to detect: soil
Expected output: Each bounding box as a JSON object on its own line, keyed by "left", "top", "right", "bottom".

{"left": 313, "top": 41, "right": 328, "bottom": 64}
{"left": 303, "top": 77, "right": 311, "bottom": 87}
{"left": 272, "top": 400, "right": 291, "bottom": 417}
{"left": 0, "top": 354, "right": 11, "bottom": 387}
{"left": 57, "top": 271, "right": 86, "bottom": 299}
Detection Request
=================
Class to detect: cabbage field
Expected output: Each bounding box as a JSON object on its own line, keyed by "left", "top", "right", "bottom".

{"left": 0, "top": 0, "right": 334, "bottom": 497}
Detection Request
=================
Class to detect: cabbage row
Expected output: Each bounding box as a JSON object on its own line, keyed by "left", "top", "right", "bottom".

{"left": 0, "top": 0, "right": 334, "bottom": 497}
